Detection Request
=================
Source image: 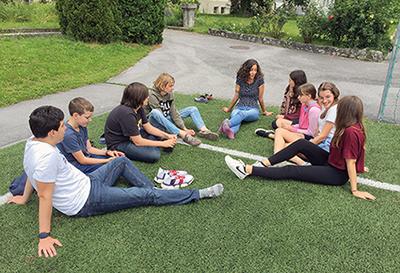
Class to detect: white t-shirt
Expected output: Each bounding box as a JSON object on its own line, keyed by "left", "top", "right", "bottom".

{"left": 23, "top": 137, "right": 91, "bottom": 216}
{"left": 318, "top": 104, "right": 337, "bottom": 139}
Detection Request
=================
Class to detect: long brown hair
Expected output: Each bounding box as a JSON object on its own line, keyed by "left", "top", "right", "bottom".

{"left": 318, "top": 82, "right": 340, "bottom": 119}
{"left": 331, "top": 96, "right": 365, "bottom": 147}
{"left": 236, "top": 59, "right": 263, "bottom": 82}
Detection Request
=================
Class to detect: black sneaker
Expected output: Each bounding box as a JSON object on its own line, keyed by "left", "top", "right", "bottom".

{"left": 255, "top": 128, "right": 274, "bottom": 139}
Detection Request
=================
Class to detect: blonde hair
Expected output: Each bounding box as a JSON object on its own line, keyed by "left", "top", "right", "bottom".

{"left": 153, "top": 73, "right": 175, "bottom": 92}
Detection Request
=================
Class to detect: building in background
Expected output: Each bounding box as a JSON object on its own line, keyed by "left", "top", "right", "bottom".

{"left": 198, "top": 0, "right": 231, "bottom": 14}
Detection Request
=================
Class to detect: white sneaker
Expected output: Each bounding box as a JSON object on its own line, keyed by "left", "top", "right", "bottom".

{"left": 224, "top": 155, "right": 248, "bottom": 180}
{"left": 0, "top": 192, "right": 13, "bottom": 206}
{"left": 252, "top": 161, "right": 265, "bottom": 168}
{"left": 161, "top": 174, "right": 194, "bottom": 189}
{"left": 154, "top": 168, "right": 188, "bottom": 184}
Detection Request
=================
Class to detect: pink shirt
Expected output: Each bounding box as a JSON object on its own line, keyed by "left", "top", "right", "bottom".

{"left": 290, "top": 101, "right": 321, "bottom": 137}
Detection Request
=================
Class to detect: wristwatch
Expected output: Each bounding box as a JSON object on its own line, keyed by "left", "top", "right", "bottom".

{"left": 38, "top": 232, "right": 50, "bottom": 239}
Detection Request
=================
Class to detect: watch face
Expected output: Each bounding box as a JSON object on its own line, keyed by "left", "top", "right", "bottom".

{"left": 39, "top": 232, "right": 49, "bottom": 239}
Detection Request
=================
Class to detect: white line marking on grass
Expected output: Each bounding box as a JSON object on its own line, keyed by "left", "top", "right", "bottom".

{"left": 178, "top": 139, "right": 400, "bottom": 193}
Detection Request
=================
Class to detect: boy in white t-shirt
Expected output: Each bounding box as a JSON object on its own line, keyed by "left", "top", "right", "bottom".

{"left": 13, "top": 106, "right": 223, "bottom": 258}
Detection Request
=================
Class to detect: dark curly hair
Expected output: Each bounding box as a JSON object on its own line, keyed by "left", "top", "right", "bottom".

{"left": 236, "top": 59, "right": 263, "bottom": 82}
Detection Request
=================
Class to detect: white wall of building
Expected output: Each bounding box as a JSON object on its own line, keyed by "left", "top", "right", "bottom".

{"left": 198, "top": 0, "right": 231, "bottom": 14}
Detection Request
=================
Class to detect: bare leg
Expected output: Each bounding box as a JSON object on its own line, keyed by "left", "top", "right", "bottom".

{"left": 276, "top": 118, "right": 293, "bottom": 129}
{"left": 273, "top": 128, "right": 304, "bottom": 154}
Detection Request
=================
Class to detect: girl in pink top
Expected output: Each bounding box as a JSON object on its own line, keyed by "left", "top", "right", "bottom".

{"left": 272, "top": 83, "right": 321, "bottom": 156}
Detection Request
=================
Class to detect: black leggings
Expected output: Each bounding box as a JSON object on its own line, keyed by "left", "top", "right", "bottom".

{"left": 251, "top": 139, "right": 349, "bottom": 186}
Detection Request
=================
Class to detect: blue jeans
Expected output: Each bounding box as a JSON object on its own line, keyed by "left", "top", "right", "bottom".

{"left": 116, "top": 130, "right": 160, "bottom": 163}
{"left": 76, "top": 157, "right": 200, "bottom": 217}
{"left": 71, "top": 154, "right": 108, "bottom": 174}
{"left": 148, "top": 106, "right": 205, "bottom": 134}
{"left": 229, "top": 107, "right": 260, "bottom": 134}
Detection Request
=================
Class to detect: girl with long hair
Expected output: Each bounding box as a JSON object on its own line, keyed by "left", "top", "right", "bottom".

{"left": 219, "top": 59, "right": 273, "bottom": 139}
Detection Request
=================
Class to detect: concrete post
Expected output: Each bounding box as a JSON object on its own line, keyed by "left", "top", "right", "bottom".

{"left": 181, "top": 4, "right": 197, "bottom": 28}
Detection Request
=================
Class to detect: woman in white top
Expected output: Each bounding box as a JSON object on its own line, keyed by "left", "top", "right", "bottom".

{"left": 311, "top": 82, "right": 340, "bottom": 152}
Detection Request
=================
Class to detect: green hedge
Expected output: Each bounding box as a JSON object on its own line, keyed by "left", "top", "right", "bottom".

{"left": 56, "top": 0, "right": 121, "bottom": 43}
{"left": 326, "top": 0, "right": 391, "bottom": 50}
{"left": 118, "top": 0, "right": 166, "bottom": 44}
{"left": 56, "top": 0, "right": 166, "bottom": 44}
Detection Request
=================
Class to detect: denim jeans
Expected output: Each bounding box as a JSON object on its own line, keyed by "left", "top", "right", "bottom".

{"left": 9, "top": 171, "right": 28, "bottom": 196}
{"left": 71, "top": 154, "right": 108, "bottom": 174}
{"left": 148, "top": 106, "right": 205, "bottom": 135}
{"left": 116, "top": 130, "right": 160, "bottom": 163}
{"left": 229, "top": 106, "right": 260, "bottom": 134}
{"left": 179, "top": 106, "right": 205, "bottom": 129}
{"left": 76, "top": 157, "right": 200, "bottom": 217}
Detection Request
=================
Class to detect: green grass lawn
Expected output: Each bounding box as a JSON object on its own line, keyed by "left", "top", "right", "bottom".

{"left": 0, "top": 36, "right": 151, "bottom": 107}
{"left": 0, "top": 3, "right": 59, "bottom": 30}
{"left": 0, "top": 94, "right": 399, "bottom": 272}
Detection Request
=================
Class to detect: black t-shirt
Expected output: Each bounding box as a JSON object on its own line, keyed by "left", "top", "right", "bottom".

{"left": 104, "top": 105, "right": 148, "bottom": 150}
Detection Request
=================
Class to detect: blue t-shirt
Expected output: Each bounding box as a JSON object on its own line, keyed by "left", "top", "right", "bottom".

{"left": 235, "top": 76, "right": 264, "bottom": 109}
{"left": 57, "top": 123, "right": 89, "bottom": 166}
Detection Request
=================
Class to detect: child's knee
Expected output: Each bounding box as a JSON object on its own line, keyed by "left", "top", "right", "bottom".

{"left": 145, "top": 149, "right": 161, "bottom": 163}
{"left": 149, "top": 109, "right": 163, "bottom": 119}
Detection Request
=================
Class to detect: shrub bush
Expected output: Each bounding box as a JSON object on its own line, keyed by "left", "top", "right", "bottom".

{"left": 56, "top": 0, "right": 166, "bottom": 45}
{"left": 56, "top": 0, "right": 121, "bottom": 43}
{"left": 297, "top": 3, "right": 325, "bottom": 43}
{"left": 326, "top": 0, "right": 391, "bottom": 50}
{"left": 248, "top": 4, "right": 287, "bottom": 38}
{"left": 118, "top": 0, "right": 166, "bottom": 44}
{"left": 164, "top": 1, "right": 182, "bottom": 27}
{"left": 231, "top": 0, "right": 273, "bottom": 16}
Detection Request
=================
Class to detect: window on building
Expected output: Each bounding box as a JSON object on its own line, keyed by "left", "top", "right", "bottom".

{"left": 214, "top": 6, "right": 219, "bottom": 13}
{"left": 221, "top": 7, "right": 225, "bottom": 14}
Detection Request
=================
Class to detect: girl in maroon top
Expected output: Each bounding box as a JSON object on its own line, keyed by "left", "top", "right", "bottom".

{"left": 225, "top": 96, "right": 375, "bottom": 200}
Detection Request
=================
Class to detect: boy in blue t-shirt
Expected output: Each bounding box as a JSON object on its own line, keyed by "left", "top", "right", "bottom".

{"left": 57, "top": 97, "right": 124, "bottom": 173}
{"left": 1, "top": 97, "right": 124, "bottom": 204}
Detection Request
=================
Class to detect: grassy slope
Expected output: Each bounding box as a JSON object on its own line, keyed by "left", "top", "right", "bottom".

{"left": 0, "top": 94, "right": 399, "bottom": 273}
{"left": 0, "top": 37, "right": 151, "bottom": 107}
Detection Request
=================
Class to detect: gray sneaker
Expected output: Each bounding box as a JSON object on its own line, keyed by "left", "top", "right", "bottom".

{"left": 183, "top": 134, "right": 202, "bottom": 146}
{"left": 0, "top": 192, "right": 13, "bottom": 206}
{"left": 198, "top": 130, "right": 219, "bottom": 141}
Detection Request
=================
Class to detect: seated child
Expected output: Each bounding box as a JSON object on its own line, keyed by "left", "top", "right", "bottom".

{"left": 104, "top": 82, "right": 177, "bottom": 163}
{"left": 272, "top": 70, "right": 307, "bottom": 129}
{"left": 271, "top": 83, "right": 321, "bottom": 154}
{"left": 145, "top": 73, "right": 218, "bottom": 146}
{"left": 57, "top": 97, "right": 124, "bottom": 174}
{"left": 220, "top": 59, "right": 273, "bottom": 140}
